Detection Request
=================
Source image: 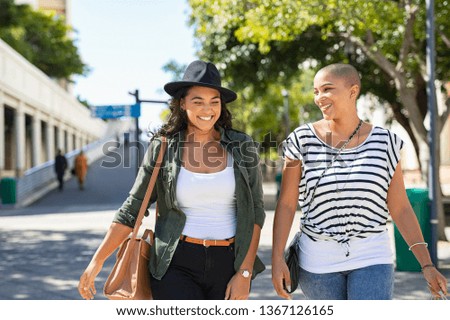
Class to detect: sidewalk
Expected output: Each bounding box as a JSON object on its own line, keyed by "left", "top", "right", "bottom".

{"left": 1, "top": 205, "right": 448, "bottom": 300}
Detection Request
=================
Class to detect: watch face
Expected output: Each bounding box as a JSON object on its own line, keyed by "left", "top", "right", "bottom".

{"left": 241, "top": 270, "right": 250, "bottom": 278}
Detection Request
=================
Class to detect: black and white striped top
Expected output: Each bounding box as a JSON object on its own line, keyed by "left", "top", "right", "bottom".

{"left": 283, "top": 124, "right": 404, "bottom": 246}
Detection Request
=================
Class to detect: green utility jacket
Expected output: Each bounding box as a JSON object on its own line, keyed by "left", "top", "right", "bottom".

{"left": 114, "top": 128, "right": 266, "bottom": 280}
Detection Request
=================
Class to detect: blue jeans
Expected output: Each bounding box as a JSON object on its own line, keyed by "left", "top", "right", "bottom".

{"left": 299, "top": 264, "right": 394, "bottom": 300}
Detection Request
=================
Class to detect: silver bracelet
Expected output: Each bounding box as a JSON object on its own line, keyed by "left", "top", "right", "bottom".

{"left": 408, "top": 242, "right": 428, "bottom": 251}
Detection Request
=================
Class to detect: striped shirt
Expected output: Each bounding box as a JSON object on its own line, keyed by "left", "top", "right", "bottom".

{"left": 283, "top": 124, "right": 404, "bottom": 251}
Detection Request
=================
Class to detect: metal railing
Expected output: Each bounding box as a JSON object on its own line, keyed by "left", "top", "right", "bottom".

{"left": 14, "top": 136, "right": 117, "bottom": 207}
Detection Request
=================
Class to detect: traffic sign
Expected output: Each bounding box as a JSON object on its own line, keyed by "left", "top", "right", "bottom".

{"left": 91, "top": 104, "right": 141, "bottom": 119}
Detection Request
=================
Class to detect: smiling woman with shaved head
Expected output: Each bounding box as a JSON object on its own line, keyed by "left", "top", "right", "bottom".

{"left": 272, "top": 63, "right": 447, "bottom": 300}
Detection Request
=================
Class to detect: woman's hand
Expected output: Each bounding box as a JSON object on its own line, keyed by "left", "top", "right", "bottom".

{"left": 272, "top": 156, "right": 300, "bottom": 300}
{"left": 77, "top": 223, "right": 132, "bottom": 300}
{"left": 78, "top": 260, "right": 104, "bottom": 300}
{"left": 422, "top": 266, "right": 448, "bottom": 299}
{"left": 272, "top": 258, "right": 292, "bottom": 300}
{"left": 225, "top": 273, "right": 251, "bottom": 300}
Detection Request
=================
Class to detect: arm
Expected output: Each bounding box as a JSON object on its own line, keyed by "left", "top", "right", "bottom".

{"left": 225, "top": 137, "right": 265, "bottom": 300}
{"left": 225, "top": 224, "right": 262, "bottom": 300}
{"left": 272, "top": 157, "right": 301, "bottom": 299}
{"left": 388, "top": 163, "right": 448, "bottom": 298}
{"left": 78, "top": 139, "right": 163, "bottom": 300}
{"left": 78, "top": 222, "right": 132, "bottom": 300}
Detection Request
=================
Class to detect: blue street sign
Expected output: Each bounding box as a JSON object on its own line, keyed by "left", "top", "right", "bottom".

{"left": 91, "top": 103, "right": 141, "bottom": 119}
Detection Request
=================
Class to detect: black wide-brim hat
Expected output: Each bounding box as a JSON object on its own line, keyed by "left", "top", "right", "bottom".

{"left": 164, "top": 60, "right": 237, "bottom": 103}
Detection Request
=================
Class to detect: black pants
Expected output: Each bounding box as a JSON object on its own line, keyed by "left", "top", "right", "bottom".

{"left": 150, "top": 240, "right": 235, "bottom": 300}
{"left": 56, "top": 173, "right": 64, "bottom": 190}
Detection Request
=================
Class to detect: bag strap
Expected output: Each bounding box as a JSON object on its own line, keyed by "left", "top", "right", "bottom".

{"left": 304, "top": 120, "right": 362, "bottom": 220}
{"left": 130, "top": 136, "right": 167, "bottom": 240}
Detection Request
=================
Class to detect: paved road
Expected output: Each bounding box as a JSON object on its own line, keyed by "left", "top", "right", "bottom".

{"left": 0, "top": 146, "right": 449, "bottom": 300}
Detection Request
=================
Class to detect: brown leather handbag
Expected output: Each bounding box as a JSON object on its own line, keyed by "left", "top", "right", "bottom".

{"left": 103, "top": 137, "right": 166, "bottom": 300}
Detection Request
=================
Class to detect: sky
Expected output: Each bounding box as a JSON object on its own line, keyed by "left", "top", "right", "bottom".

{"left": 70, "top": 0, "right": 197, "bottom": 131}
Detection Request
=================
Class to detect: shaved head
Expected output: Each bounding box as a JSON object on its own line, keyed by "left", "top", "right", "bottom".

{"left": 317, "top": 63, "right": 361, "bottom": 95}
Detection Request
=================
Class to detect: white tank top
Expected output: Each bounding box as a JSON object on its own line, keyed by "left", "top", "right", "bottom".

{"left": 176, "top": 152, "right": 237, "bottom": 239}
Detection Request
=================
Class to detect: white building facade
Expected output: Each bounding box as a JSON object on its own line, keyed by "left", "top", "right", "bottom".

{"left": 0, "top": 38, "right": 106, "bottom": 178}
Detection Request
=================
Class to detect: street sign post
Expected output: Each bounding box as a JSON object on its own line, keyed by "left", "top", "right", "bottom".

{"left": 128, "top": 90, "right": 169, "bottom": 176}
{"left": 91, "top": 104, "right": 141, "bottom": 119}
{"left": 91, "top": 92, "right": 168, "bottom": 177}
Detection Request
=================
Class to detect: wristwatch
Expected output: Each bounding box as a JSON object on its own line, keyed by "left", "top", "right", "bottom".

{"left": 239, "top": 269, "right": 251, "bottom": 278}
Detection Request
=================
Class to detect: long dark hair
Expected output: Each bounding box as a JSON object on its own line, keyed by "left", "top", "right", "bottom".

{"left": 154, "top": 86, "right": 233, "bottom": 138}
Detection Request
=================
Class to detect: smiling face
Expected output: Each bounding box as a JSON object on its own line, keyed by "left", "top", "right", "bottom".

{"left": 313, "top": 69, "right": 360, "bottom": 121}
{"left": 181, "top": 86, "right": 222, "bottom": 133}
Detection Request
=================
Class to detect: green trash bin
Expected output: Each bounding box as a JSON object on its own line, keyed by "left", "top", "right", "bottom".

{"left": 0, "top": 177, "right": 17, "bottom": 204}
{"left": 394, "top": 188, "right": 431, "bottom": 272}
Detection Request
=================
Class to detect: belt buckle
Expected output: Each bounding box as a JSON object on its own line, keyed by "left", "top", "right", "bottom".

{"left": 203, "top": 239, "right": 210, "bottom": 248}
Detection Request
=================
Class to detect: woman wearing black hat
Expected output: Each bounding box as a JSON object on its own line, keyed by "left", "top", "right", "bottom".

{"left": 79, "top": 60, "right": 266, "bottom": 300}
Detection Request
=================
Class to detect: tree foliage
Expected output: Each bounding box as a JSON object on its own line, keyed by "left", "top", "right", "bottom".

{"left": 162, "top": 60, "right": 187, "bottom": 81}
{"left": 188, "top": 0, "right": 449, "bottom": 159}
{"left": 0, "top": 0, "right": 87, "bottom": 79}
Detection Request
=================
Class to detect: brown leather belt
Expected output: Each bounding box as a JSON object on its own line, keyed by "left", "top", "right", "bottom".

{"left": 180, "top": 235, "right": 235, "bottom": 247}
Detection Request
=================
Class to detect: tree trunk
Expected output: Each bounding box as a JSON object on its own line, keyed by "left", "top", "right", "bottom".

{"left": 390, "top": 102, "right": 422, "bottom": 173}
{"left": 400, "top": 89, "right": 447, "bottom": 241}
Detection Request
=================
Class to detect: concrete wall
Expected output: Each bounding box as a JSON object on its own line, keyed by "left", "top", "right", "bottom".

{"left": 0, "top": 38, "right": 107, "bottom": 177}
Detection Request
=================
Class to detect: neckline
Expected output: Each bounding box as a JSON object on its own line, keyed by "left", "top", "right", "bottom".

{"left": 180, "top": 151, "right": 233, "bottom": 175}
{"left": 307, "top": 123, "right": 375, "bottom": 152}
{"left": 180, "top": 165, "right": 232, "bottom": 175}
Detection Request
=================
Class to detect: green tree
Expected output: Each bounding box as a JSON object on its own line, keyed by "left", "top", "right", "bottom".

{"left": 188, "top": 0, "right": 449, "bottom": 237}
{"left": 162, "top": 60, "right": 187, "bottom": 81}
{"left": 0, "top": 0, "right": 24, "bottom": 28}
{"left": 0, "top": 0, "right": 87, "bottom": 79}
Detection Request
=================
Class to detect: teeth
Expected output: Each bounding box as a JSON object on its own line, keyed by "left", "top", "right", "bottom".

{"left": 321, "top": 104, "right": 332, "bottom": 110}
{"left": 199, "top": 116, "right": 213, "bottom": 121}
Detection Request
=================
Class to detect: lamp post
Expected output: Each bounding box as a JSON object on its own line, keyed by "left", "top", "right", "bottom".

{"left": 426, "top": 0, "right": 438, "bottom": 265}
{"left": 128, "top": 90, "right": 142, "bottom": 176}
{"left": 128, "top": 89, "right": 169, "bottom": 176}
{"left": 281, "top": 89, "right": 290, "bottom": 138}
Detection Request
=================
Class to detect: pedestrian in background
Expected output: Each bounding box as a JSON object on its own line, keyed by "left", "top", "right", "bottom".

{"left": 54, "top": 149, "right": 67, "bottom": 191}
{"left": 74, "top": 151, "right": 88, "bottom": 190}
{"left": 79, "top": 60, "right": 266, "bottom": 300}
{"left": 272, "top": 63, "right": 448, "bottom": 300}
